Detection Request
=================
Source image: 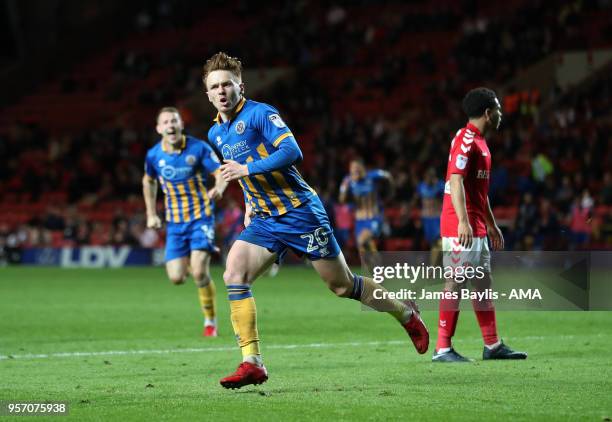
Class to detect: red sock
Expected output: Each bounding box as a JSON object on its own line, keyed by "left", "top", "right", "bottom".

{"left": 436, "top": 296, "right": 461, "bottom": 350}
{"left": 472, "top": 297, "right": 498, "bottom": 345}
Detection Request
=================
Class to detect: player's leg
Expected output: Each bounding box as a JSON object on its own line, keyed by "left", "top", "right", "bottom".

{"left": 190, "top": 250, "right": 217, "bottom": 336}
{"left": 433, "top": 236, "right": 469, "bottom": 362}
{"left": 471, "top": 240, "right": 527, "bottom": 360}
{"left": 432, "top": 276, "right": 469, "bottom": 362}
{"left": 310, "top": 252, "right": 429, "bottom": 354}
{"left": 219, "top": 239, "right": 276, "bottom": 389}
{"left": 356, "top": 227, "right": 378, "bottom": 274}
{"left": 166, "top": 258, "right": 189, "bottom": 284}
{"left": 165, "top": 224, "right": 190, "bottom": 284}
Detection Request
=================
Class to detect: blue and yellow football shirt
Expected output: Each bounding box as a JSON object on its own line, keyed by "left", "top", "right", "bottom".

{"left": 346, "top": 170, "right": 388, "bottom": 220}
{"left": 145, "top": 135, "right": 220, "bottom": 223}
{"left": 208, "top": 98, "right": 316, "bottom": 216}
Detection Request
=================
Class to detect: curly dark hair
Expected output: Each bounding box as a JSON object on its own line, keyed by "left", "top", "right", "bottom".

{"left": 462, "top": 87, "right": 499, "bottom": 118}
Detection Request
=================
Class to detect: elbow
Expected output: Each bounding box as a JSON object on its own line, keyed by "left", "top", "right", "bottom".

{"left": 294, "top": 148, "right": 303, "bottom": 163}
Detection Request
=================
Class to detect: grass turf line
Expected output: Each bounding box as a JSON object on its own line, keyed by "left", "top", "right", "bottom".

{"left": 0, "top": 266, "right": 611, "bottom": 421}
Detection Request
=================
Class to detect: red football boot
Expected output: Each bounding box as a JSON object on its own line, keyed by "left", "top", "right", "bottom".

{"left": 220, "top": 362, "right": 268, "bottom": 389}
{"left": 402, "top": 305, "right": 429, "bottom": 354}
{"left": 203, "top": 325, "right": 217, "bottom": 337}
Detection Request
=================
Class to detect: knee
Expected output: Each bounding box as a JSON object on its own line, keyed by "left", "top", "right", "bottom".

{"left": 223, "top": 268, "right": 246, "bottom": 285}
{"left": 326, "top": 273, "right": 353, "bottom": 298}
{"left": 472, "top": 274, "right": 491, "bottom": 291}
{"left": 444, "top": 278, "right": 460, "bottom": 292}
{"left": 169, "top": 275, "right": 186, "bottom": 285}
{"left": 193, "top": 273, "right": 211, "bottom": 288}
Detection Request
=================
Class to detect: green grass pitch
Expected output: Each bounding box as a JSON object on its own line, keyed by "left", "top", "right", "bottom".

{"left": 1, "top": 266, "right": 611, "bottom": 421}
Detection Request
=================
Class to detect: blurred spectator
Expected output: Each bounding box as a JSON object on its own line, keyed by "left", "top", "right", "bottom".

{"left": 569, "top": 190, "right": 594, "bottom": 249}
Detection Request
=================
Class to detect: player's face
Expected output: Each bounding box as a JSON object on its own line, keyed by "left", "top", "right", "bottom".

{"left": 205, "top": 70, "right": 244, "bottom": 114}
{"left": 156, "top": 112, "right": 184, "bottom": 144}
{"left": 350, "top": 161, "right": 365, "bottom": 181}
{"left": 487, "top": 98, "right": 502, "bottom": 130}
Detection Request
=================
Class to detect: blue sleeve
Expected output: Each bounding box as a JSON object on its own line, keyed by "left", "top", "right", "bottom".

{"left": 368, "top": 169, "right": 388, "bottom": 180}
{"left": 144, "top": 150, "right": 157, "bottom": 178}
{"left": 200, "top": 142, "right": 221, "bottom": 174}
{"left": 246, "top": 104, "right": 303, "bottom": 175}
{"left": 246, "top": 137, "right": 302, "bottom": 175}
{"left": 207, "top": 128, "right": 220, "bottom": 155}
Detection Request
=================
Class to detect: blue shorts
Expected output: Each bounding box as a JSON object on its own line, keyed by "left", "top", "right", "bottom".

{"left": 238, "top": 196, "right": 341, "bottom": 262}
{"left": 165, "top": 218, "right": 216, "bottom": 261}
{"left": 354, "top": 217, "right": 382, "bottom": 239}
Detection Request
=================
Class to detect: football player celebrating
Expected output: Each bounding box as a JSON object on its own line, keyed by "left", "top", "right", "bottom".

{"left": 143, "top": 107, "right": 226, "bottom": 337}
{"left": 203, "top": 52, "right": 429, "bottom": 389}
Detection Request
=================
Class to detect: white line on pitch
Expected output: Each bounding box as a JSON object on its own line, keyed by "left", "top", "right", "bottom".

{"left": 0, "top": 334, "right": 592, "bottom": 361}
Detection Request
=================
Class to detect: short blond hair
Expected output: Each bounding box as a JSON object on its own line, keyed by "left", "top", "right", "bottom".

{"left": 202, "top": 52, "right": 242, "bottom": 86}
{"left": 156, "top": 106, "right": 180, "bottom": 123}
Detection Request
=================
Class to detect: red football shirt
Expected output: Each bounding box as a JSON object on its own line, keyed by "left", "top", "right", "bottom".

{"left": 440, "top": 123, "right": 491, "bottom": 237}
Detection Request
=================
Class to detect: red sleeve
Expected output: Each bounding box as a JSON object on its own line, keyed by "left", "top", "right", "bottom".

{"left": 447, "top": 129, "right": 475, "bottom": 177}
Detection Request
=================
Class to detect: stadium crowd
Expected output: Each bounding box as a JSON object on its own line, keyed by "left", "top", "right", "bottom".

{"left": 1, "top": 0, "right": 611, "bottom": 264}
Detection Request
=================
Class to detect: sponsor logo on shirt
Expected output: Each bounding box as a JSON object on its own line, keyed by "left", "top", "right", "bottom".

{"left": 477, "top": 170, "right": 490, "bottom": 179}
{"left": 221, "top": 140, "right": 250, "bottom": 160}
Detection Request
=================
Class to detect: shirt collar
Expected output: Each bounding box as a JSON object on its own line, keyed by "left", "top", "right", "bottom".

{"left": 161, "top": 135, "right": 186, "bottom": 153}
{"left": 466, "top": 122, "right": 482, "bottom": 137}
{"left": 213, "top": 97, "right": 247, "bottom": 125}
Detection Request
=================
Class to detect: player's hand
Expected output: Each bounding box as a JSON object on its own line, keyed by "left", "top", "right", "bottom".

{"left": 457, "top": 219, "right": 473, "bottom": 248}
{"left": 220, "top": 160, "right": 249, "bottom": 182}
{"left": 208, "top": 187, "right": 223, "bottom": 201}
{"left": 487, "top": 224, "right": 504, "bottom": 251}
{"left": 340, "top": 177, "right": 350, "bottom": 193}
{"left": 244, "top": 208, "right": 254, "bottom": 227}
{"left": 147, "top": 214, "right": 162, "bottom": 229}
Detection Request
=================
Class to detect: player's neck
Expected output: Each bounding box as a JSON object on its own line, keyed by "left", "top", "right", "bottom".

{"left": 162, "top": 136, "right": 183, "bottom": 153}
{"left": 468, "top": 119, "right": 486, "bottom": 135}
{"left": 219, "top": 96, "right": 244, "bottom": 122}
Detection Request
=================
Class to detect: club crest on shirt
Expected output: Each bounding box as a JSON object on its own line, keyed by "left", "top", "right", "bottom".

{"left": 235, "top": 121, "right": 246, "bottom": 135}
{"left": 456, "top": 154, "right": 468, "bottom": 170}
{"left": 185, "top": 155, "right": 196, "bottom": 166}
{"left": 268, "top": 113, "right": 286, "bottom": 128}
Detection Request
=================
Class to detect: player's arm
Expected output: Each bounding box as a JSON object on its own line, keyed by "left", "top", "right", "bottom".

{"left": 220, "top": 139, "right": 302, "bottom": 181}
{"left": 142, "top": 174, "right": 162, "bottom": 229}
{"left": 378, "top": 169, "right": 395, "bottom": 201}
{"left": 339, "top": 176, "right": 351, "bottom": 203}
{"left": 208, "top": 169, "right": 228, "bottom": 201}
{"left": 220, "top": 107, "right": 302, "bottom": 182}
{"left": 449, "top": 174, "right": 472, "bottom": 248}
{"left": 485, "top": 197, "right": 504, "bottom": 250}
{"left": 244, "top": 201, "right": 253, "bottom": 227}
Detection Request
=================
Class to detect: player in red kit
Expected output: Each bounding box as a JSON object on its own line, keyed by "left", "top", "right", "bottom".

{"left": 434, "top": 87, "right": 527, "bottom": 362}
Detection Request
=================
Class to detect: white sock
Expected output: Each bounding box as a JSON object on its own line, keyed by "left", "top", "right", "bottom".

{"left": 485, "top": 340, "right": 501, "bottom": 350}
{"left": 204, "top": 318, "right": 216, "bottom": 327}
{"left": 437, "top": 347, "right": 451, "bottom": 354}
{"left": 243, "top": 354, "right": 263, "bottom": 367}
